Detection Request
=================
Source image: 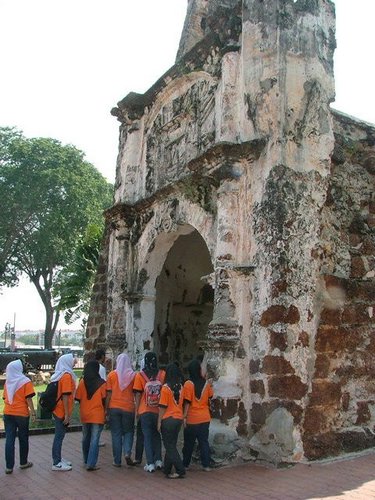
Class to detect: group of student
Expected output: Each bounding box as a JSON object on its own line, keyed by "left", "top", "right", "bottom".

{"left": 2, "top": 348, "right": 214, "bottom": 479}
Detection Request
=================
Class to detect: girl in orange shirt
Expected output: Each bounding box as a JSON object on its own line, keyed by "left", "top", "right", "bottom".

{"left": 75, "top": 360, "right": 106, "bottom": 471}
{"left": 133, "top": 352, "right": 165, "bottom": 472}
{"left": 182, "top": 358, "right": 214, "bottom": 471}
{"left": 106, "top": 352, "right": 136, "bottom": 467}
{"left": 3, "top": 359, "right": 35, "bottom": 474}
{"left": 158, "top": 363, "right": 186, "bottom": 479}
{"left": 50, "top": 353, "right": 77, "bottom": 471}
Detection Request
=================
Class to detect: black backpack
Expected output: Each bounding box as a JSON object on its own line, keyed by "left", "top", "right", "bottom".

{"left": 39, "top": 381, "right": 61, "bottom": 412}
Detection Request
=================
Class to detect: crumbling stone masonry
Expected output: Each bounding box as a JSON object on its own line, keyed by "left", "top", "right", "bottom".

{"left": 86, "top": 0, "right": 375, "bottom": 464}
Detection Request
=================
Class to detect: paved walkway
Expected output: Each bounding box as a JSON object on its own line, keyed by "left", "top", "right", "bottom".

{"left": 0, "top": 430, "right": 374, "bottom": 499}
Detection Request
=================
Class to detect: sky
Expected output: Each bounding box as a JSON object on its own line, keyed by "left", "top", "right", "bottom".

{"left": 0, "top": 0, "right": 374, "bottom": 332}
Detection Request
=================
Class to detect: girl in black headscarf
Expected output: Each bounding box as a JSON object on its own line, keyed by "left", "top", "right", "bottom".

{"left": 187, "top": 359, "right": 205, "bottom": 398}
{"left": 83, "top": 360, "right": 106, "bottom": 399}
{"left": 182, "top": 357, "right": 214, "bottom": 471}
{"left": 142, "top": 352, "right": 158, "bottom": 380}
{"left": 157, "top": 363, "right": 185, "bottom": 478}
{"left": 75, "top": 360, "right": 107, "bottom": 470}
{"left": 133, "top": 352, "right": 165, "bottom": 472}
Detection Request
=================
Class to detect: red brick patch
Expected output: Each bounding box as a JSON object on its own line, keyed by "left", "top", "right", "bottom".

{"left": 260, "top": 304, "right": 300, "bottom": 326}
{"left": 268, "top": 375, "right": 308, "bottom": 400}
{"left": 356, "top": 401, "right": 371, "bottom": 425}
{"left": 250, "top": 379, "right": 265, "bottom": 396}
{"left": 262, "top": 355, "right": 295, "bottom": 375}
{"left": 269, "top": 329, "right": 288, "bottom": 351}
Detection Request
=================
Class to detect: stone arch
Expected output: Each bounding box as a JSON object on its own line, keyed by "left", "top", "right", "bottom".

{"left": 144, "top": 71, "right": 218, "bottom": 130}
{"left": 128, "top": 198, "right": 216, "bottom": 368}
{"left": 137, "top": 198, "right": 215, "bottom": 290}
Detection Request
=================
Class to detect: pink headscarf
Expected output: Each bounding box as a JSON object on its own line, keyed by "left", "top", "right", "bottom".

{"left": 5, "top": 359, "right": 30, "bottom": 404}
{"left": 115, "top": 353, "right": 135, "bottom": 391}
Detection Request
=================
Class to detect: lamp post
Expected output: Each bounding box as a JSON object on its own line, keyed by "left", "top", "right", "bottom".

{"left": 10, "top": 327, "right": 16, "bottom": 351}
{"left": 4, "top": 322, "right": 11, "bottom": 348}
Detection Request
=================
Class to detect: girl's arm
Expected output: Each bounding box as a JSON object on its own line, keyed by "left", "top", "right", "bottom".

{"left": 26, "top": 396, "right": 36, "bottom": 421}
{"left": 158, "top": 406, "right": 166, "bottom": 432}
{"left": 183, "top": 401, "right": 190, "bottom": 428}
{"left": 134, "top": 392, "right": 141, "bottom": 417}
{"left": 105, "top": 391, "right": 112, "bottom": 421}
{"left": 105, "top": 391, "right": 112, "bottom": 411}
{"left": 62, "top": 395, "right": 70, "bottom": 425}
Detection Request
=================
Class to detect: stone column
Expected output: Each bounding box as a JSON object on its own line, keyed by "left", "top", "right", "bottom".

{"left": 105, "top": 209, "right": 133, "bottom": 357}
{"left": 123, "top": 292, "right": 157, "bottom": 366}
{"left": 204, "top": 173, "right": 253, "bottom": 461}
{"left": 241, "top": 0, "right": 336, "bottom": 462}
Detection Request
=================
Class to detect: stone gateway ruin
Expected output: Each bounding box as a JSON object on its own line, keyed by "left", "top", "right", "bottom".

{"left": 86, "top": 0, "right": 375, "bottom": 464}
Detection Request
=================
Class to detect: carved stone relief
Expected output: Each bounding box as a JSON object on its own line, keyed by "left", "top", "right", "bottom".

{"left": 145, "top": 79, "right": 217, "bottom": 194}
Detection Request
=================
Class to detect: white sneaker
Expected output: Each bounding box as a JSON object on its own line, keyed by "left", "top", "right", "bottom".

{"left": 52, "top": 461, "right": 72, "bottom": 471}
{"left": 155, "top": 460, "right": 163, "bottom": 470}
{"left": 144, "top": 463, "right": 155, "bottom": 472}
{"left": 61, "top": 458, "right": 72, "bottom": 466}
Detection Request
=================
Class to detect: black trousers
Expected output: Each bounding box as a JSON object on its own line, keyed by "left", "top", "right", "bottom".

{"left": 182, "top": 421, "right": 210, "bottom": 468}
{"left": 135, "top": 419, "right": 144, "bottom": 462}
{"left": 161, "top": 417, "right": 185, "bottom": 476}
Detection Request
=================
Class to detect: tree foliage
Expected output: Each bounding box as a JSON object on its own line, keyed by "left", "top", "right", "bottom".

{"left": 0, "top": 127, "right": 113, "bottom": 348}
{"left": 55, "top": 223, "right": 104, "bottom": 327}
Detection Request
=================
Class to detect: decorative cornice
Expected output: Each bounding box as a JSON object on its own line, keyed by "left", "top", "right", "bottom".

{"left": 111, "top": 29, "right": 242, "bottom": 123}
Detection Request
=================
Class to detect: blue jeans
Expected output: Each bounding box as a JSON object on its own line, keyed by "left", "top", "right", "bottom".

{"left": 140, "top": 412, "right": 161, "bottom": 465}
{"left": 109, "top": 408, "right": 135, "bottom": 465}
{"left": 52, "top": 415, "right": 67, "bottom": 465}
{"left": 4, "top": 414, "right": 30, "bottom": 470}
{"left": 82, "top": 423, "right": 103, "bottom": 468}
{"left": 183, "top": 421, "right": 210, "bottom": 468}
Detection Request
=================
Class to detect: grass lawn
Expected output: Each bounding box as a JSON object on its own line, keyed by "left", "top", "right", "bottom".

{"left": 0, "top": 369, "right": 83, "bottom": 431}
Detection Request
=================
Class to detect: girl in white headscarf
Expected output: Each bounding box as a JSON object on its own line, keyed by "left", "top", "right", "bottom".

{"left": 106, "top": 353, "right": 137, "bottom": 466}
{"left": 3, "top": 359, "right": 36, "bottom": 474}
{"left": 50, "top": 352, "right": 77, "bottom": 383}
{"left": 134, "top": 355, "right": 146, "bottom": 464}
{"left": 51, "top": 353, "right": 77, "bottom": 471}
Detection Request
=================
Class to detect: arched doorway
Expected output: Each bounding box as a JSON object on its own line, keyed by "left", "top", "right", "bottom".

{"left": 152, "top": 229, "right": 214, "bottom": 370}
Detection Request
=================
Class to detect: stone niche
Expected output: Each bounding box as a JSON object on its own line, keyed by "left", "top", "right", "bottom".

{"left": 86, "top": 0, "right": 375, "bottom": 465}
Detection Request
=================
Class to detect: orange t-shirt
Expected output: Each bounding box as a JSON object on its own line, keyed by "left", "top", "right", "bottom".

{"left": 106, "top": 371, "right": 135, "bottom": 413}
{"left": 53, "top": 372, "right": 76, "bottom": 419}
{"left": 133, "top": 370, "right": 165, "bottom": 415}
{"left": 159, "top": 384, "right": 184, "bottom": 420}
{"left": 183, "top": 380, "right": 213, "bottom": 425}
{"left": 75, "top": 379, "right": 107, "bottom": 424}
{"left": 3, "top": 381, "right": 35, "bottom": 417}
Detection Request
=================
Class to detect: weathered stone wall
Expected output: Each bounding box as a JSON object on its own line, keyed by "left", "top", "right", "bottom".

{"left": 84, "top": 224, "right": 110, "bottom": 354}
{"left": 303, "top": 112, "right": 375, "bottom": 459}
{"left": 86, "top": 0, "right": 374, "bottom": 464}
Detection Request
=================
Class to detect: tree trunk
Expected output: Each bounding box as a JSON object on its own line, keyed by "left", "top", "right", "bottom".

{"left": 30, "top": 270, "right": 60, "bottom": 349}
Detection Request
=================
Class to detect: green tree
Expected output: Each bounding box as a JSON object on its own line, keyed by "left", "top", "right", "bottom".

{"left": 0, "top": 127, "right": 113, "bottom": 348}
{"left": 17, "top": 334, "right": 39, "bottom": 345}
{"left": 55, "top": 223, "right": 104, "bottom": 327}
